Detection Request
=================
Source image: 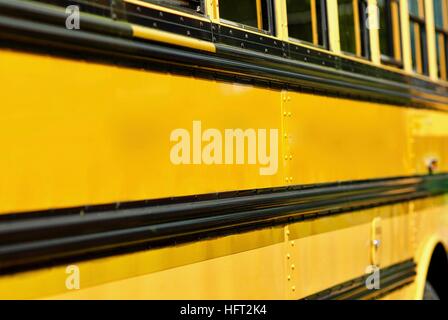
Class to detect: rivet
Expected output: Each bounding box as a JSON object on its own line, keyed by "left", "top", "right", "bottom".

{"left": 289, "top": 155, "right": 293, "bottom": 160}
{"left": 284, "top": 133, "right": 288, "bottom": 138}
{"left": 291, "top": 264, "right": 295, "bottom": 270}
{"left": 288, "top": 112, "right": 291, "bottom": 117}
{"left": 285, "top": 155, "right": 288, "bottom": 160}
{"left": 283, "top": 111, "right": 287, "bottom": 116}
{"left": 291, "top": 241, "right": 295, "bottom": 247}
{"left": 292, "top": 286, "right": 296, "bottom": 291}
{"left": 286, "top": 254, "right": 291, "bottom": 259}
{"left": 287, "top": 275, "right": 291, "bottom": 281}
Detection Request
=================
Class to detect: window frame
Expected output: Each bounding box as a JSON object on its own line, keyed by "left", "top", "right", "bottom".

{"left": 286, "top": 0, "right": 330, "bottom": 50}
{"left": 218, "top": 0, "right": 276, "bottom": 36}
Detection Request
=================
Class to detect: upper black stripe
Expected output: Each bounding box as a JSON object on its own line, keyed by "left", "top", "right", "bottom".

{"left": 1, "top": 0, "right": 448, "bottom": 110}
{"left": 0, "top": 174, "right": 447, "bottom": 274}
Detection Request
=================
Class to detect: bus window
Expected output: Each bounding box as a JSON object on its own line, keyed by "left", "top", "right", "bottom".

{"left": 286, "top": 0, "right": 328, "bottom": 48}
{"left": 338, "top": 0, "right": 370, "bottom": 58}
{"left": 144, "top": 0, "right": 204, "bottom": 13}
{"left": 409, "top": 0, "right": 428, "bottom": 75}
{"left": 433, "top": 0, "right": 448, "bottom": 80}
{"left": 378, "top": 0, "right": 402, "bottom": 67}
{"left": 219, "top": 0, "right": 275, "bottom": 34}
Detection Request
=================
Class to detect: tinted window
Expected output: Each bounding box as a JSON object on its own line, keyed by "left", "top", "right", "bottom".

{"left": 145, "top": 0, "right": 203, "bottom": 13}
{"left": 378, "top": 0, "right": 402, "bottom": 64}
{"left": 287, "top": 0, "right": 327, "bottom": 47}
{"left": 220, "top": 0, "right": 274, "bottom": 33}
{"left": 433, "top": 0, "right": 448, "bottom": 80}
{"left": 338, "top": 0, "right": 356, "bottom": 54}
{"left": 220, "top": 0, "right": 258, "bottom": 29}
{"left": 287, "top": 0, "right": 314, "bottom": 43}
{"left": 409, "top": 0, "right": 428, "bottom": 74}
{"left": 379, "top": 0, "right": 391, "bottom": 55}
{"left": 408, "top": 0, "right": 420, "bottom": 16}
{"left": 434, "top": 0, "right": 444, "bottom": 28}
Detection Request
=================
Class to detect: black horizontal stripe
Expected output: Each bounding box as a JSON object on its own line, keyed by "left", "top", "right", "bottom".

{"left": 303, "top": 260, "right": 416, "bottom": 300}
{"left": 0, "top": 174, "right": 447, "bottom": 274}
{"left": 216, "top": 44, "right": 416, "bottom": 105}
{"left": 0, "top": 0, "right": 132, "bottom": 37}
{"left": 0, "top": 0, "right": 447, "bottom": 110}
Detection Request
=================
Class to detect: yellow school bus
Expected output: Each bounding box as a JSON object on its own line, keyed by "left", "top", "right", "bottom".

{"left": 0, "top": 0, "right": 447, "bottom": 300}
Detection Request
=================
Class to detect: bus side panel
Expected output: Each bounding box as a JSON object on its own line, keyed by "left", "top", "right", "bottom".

{"left": 0, "top": 49, "right": 285, "bottom": 215}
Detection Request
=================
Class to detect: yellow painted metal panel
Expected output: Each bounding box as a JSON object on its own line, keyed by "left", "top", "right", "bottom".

{"left": 48, "top": 241, "right": 287, "bottom": 300}
{"left": 0, "top": 227, "right": 285, "bottom": 299}
{"left": 0, "top": 49, "right": 284, "bottom": 214}
{"left": 409, "top": 109, "right": 448, "bottom": 174}
{"left": 285, "top": 92, "right": 412, "bottom": 184}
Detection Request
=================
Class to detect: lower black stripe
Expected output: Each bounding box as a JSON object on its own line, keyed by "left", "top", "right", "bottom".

{"left": 0, "top": 174, "right": 447, "bottom": 274}
{"left": 303, "top": 259, "right": 417, "bottom": 300}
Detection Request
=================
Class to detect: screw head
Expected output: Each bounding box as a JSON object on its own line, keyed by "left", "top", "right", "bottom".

{"left": 373, "top": 239, "right": 381, "bottom": 248}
